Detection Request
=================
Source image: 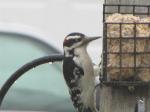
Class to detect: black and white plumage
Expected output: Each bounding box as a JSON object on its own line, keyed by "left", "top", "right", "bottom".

{"left": 63, "top": 32, "right": 100, "bottom": 112}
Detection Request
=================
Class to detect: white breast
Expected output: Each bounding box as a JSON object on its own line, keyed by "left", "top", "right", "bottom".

{"left": 74, "top": 46, "right": 95, "bottom": 108}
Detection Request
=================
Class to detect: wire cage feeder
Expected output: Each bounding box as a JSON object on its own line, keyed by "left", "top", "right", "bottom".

{"left": 102, "top": 3, "right": 150, "bottom": 86}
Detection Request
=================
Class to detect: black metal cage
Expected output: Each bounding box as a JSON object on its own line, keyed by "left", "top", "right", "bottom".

{"left": 102, "top": 4, "right": 150, "bottom": 86}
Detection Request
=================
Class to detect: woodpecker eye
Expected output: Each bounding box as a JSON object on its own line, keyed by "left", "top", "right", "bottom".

{"left": 75, "top": 39, "right": 79, "bottom": 42}
{"left": 75, "top": 38, "right": 81, "bottom": 42}
{"left": 78, "top": 38, "right": 82, "bottom": 41}
{"left": 63, "top": 39, "right": 74, "bottom": 47}
{"left": 75, "top": 39, "right": 78, "bottom": 42}
{"left": 63, "top": 38, "right": 83, "bottom": 47}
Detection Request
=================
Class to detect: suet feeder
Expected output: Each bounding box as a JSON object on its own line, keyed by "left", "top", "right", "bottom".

{"left": 102, "top": 2, "right": 150, "bottom": 86}
{"left": 99, "top": 0, "right": 150, "bottom": 112}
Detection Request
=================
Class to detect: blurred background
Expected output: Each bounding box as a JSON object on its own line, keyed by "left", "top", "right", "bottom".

{"left": 0, "top": 0, "right": 103, "bottom": 111}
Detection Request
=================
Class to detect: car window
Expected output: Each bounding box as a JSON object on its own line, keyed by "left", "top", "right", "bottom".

{"left": 0, "top": 32, "right": 73, "bottom": 112}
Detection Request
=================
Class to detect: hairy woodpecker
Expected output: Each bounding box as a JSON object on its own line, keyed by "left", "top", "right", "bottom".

{"left": 63, "top": 32, "right": 100, "bottom": 112}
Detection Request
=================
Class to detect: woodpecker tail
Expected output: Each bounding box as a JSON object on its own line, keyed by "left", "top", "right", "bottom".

{"left": 77, "top": 106, "right": 97, "bottom": 112}
{"left": 82, "top": 107, "right": 93, "bottom": 112}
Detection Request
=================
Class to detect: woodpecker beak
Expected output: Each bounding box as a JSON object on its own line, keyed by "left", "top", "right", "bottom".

{"left": 84, "top": 36, "right": 101, "bottom": 43}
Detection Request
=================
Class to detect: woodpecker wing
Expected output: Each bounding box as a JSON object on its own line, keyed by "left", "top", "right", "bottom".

{"left": 63, "top": 57, "right": 84, "bottom": 111}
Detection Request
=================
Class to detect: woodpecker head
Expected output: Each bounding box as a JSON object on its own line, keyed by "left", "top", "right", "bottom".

{"left": 63, "top": 32, "right": 100, "bottom": 50}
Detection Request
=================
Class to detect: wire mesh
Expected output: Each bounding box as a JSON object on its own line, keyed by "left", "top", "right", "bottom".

{"left": 102, "top": 4, "right": 150, "bottom": 86}
{"left": 103, "top": 4, "right": 150, "bottom": 22}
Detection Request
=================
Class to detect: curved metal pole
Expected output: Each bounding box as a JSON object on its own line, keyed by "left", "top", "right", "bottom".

{"left": 0, "top": 54, "right": 64, "bottom": 107}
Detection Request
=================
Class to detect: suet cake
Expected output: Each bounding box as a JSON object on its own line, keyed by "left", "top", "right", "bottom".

{"left": 106, "top": 13, "right": 150, "bottom": 81}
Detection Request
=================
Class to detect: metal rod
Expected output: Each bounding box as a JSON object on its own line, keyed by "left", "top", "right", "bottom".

{"left": 105, "top": 52, "right": 150, "bottom": 54}
{"left": 103, "top": 67, "right": 150, "bottom": 69}
{"left": 0, "top": 54, "right": 64, "bottom": 108}
{"left": 103, "top": 23, "right": 108, "bottom": 81}
{"left": 106, "top": 37, "right": 150, "bottom": 39}
{"left": 134, "top": 23, "right": 137, "bottom": 79}
{"left": 118, "top": 5, "right": 121, "bottom": 13}
{"left": 104, "top": 22, "right": 150, "bottom": 24}
{"left": 102, "top": 81, "right": 150, "bottom": 86}
{"left": 119, "top": 23, "right": 122, "bottom": 80}
{"left": 105, "top": 12, "right": 150, "bottom": 15}
{"left": 104, "top": 4, "right": 150, "bottom": 7}
{"left": 103, "top": 4, "right": 106, "bottom": 22}
{"left": 133, "top": 5, "right": 135, "bottom": 15}
{"left": 148, "top": 6, "right": 150, "bottom": 16}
